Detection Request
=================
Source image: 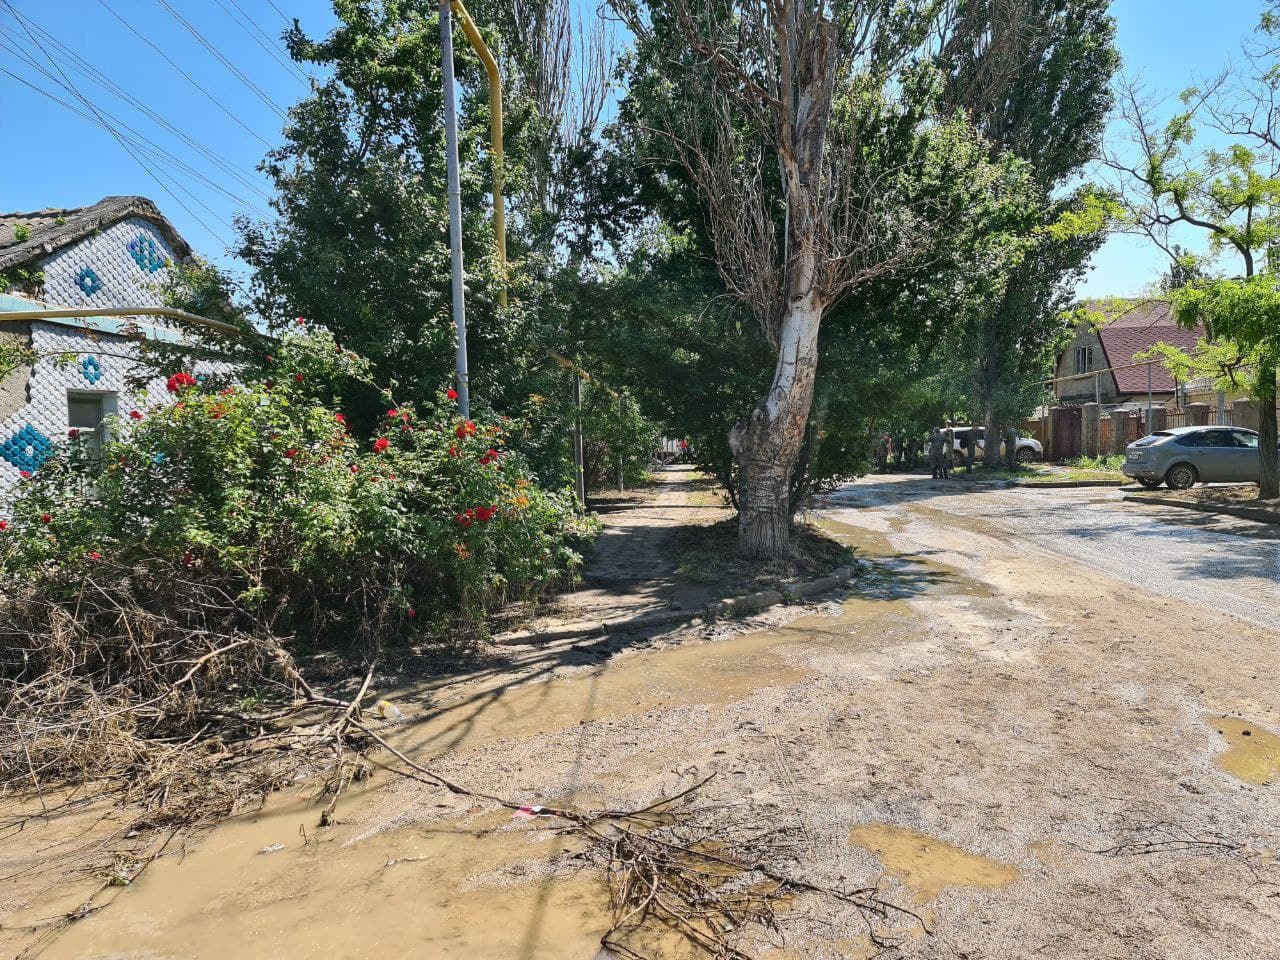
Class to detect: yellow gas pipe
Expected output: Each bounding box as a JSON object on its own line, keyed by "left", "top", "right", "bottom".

{"left": 449, "top": 0, "right": 507, "bottom": 307}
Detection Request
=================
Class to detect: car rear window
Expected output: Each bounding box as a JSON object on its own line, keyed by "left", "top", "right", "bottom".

{"left": 1132, "top": 432, "right": 1171, "bottom": 447}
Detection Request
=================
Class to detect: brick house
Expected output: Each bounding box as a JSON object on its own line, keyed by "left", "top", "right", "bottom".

{"left": 1053, "top": 298, "right": 1204, "bottom": 407}
{"left": 0, "top": 196, "right": 219, "bottom": 500}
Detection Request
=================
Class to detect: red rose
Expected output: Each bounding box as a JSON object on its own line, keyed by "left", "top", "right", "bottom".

{"left": 373, "top": 437, "right": 390, "bottom": 452}
{"left": 388, "top": 472, "right": 396, "bottom": 480}
{"left": 88, "top": 550, "right": 101, "bottom": 561}
{"left": 40, "top": 513, "right": 51, "bottom": 524}
{"left": 18, "top": 470, "right": 31, "bottom": 479}
{"left": 266, "top": 355, "right": 274, "bottom": 363}
{"left": 296, "top": 316, "right": 306, "bottom": 325}
{"left": 447, "top": 388, "right": 458, "bottom": 400}
{"left": 68, "top": 428, "right": 79, "bottom": 439}
{"left": 335, "top": 413, "right": 347, "bottom": 425}
{"left": 295, "top": 374, "right": 304, "bottom": 383}
{"left": 455, "top": 513, "right": 472, "bottom": 528}
{"left": 349, "top": 464, "right": 359, "bottom": 474}
{"left": 181, "top": 551, "right": 195, "bottom": 566}
{"left": 448, "top": 445, "right": 459, "bottom": 457}
{"left": 285, "top": 448, "right": 297, "bottom": 458}
{"left": 387, "top": 408, "right": 399, "bottom": 418}
{"left": 0, "top": 520, "right": 8, "bottom": 531}
{"left": 129, "top": 410, "right": 143, "bottom": 420}
{"left": 407, "top": 608, "right": 417, "bottom": 619}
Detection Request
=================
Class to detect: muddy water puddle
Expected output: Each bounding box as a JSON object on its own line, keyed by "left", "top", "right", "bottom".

{"left": 42, "top": 800, "right": 612, "bottom": 960}
{"left": 848, "top": 823, "right": 1019, "bottom": 904}
{"left": 30, "top": 590, "right": 916, "bottom": 960}
{"left": 1211, "top": 716, "right": 1280, "bottom": 785}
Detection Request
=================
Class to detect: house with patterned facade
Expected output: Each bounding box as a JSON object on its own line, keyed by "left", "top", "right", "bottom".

{"left": 0, "top": 195, "right": 216, "bottom": 500}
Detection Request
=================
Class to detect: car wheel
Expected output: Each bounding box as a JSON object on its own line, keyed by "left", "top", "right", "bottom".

{"left": 1136, "top": 477, "right": 1162, "bottom": 489}
{"left": 1015, "top": 447, "right": 1035, "bottom": 464}
{"left": 1165, "top": 463, "right": 1198, "bottom": 490}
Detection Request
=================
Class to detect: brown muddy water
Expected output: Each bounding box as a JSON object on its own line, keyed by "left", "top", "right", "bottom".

{"left": 848, "top": 823, "right": 1020, "bottom": 904}
{"left": 19, "top": 593, "right": 911, "bottom": 960}
{"left": 1212, "top": 716, "right": 1280, "bottom": 785}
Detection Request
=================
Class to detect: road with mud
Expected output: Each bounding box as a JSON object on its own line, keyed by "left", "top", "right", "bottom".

{"left": 827, "top": 474, "right": 1280, "bottom": 629}
{"left": 7, "top": 471, "right": 1280, "bottom": 960}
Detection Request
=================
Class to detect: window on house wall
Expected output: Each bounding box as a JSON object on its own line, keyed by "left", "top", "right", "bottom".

{"left": 1074, "top": 345, "right": 1094, "bottom": 375}
{"left": 67, "top": 391, "right": 117, "bottom": 456}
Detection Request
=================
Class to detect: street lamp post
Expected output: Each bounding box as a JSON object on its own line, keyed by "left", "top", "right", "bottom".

{"left": 439, "top": 0, "right": 470, "bottom": 420}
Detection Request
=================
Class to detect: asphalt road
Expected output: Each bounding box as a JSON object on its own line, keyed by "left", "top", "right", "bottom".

{"left": 823, "top": 473, "right": 1280, "bottom": 631}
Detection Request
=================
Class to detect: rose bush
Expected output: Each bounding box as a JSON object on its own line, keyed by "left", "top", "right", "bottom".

{"left": 0, "top": 328, "right": 592, "bottom": 640}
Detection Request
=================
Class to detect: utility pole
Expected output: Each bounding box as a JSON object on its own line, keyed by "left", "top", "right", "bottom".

{"left": 572, "top": 372, "right": 586, "bottom": 507}
{"left": 440, "top": 0, "right": 470, "bottom": 420}
{"left": 617, "top": 394, "right": 625, "bottom": 493}
{"left": 1152, "top": 360, "right": 1162, "bottom": 435}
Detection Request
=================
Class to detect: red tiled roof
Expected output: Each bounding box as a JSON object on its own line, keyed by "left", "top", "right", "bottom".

{"left": 1082, "top": 299, "right": 1204, "bottom": 394}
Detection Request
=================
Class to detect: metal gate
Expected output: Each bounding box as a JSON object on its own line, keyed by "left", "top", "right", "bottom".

{"left": 1049, "top": 406, "right": 1081, "bottom": 462}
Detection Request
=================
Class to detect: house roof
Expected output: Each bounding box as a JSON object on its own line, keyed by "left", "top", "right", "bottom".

{"left": 1081, "top": 298, "right": 1204, "bottom": 394}
{"left": 0, "top": 196, "right": 193, "bottom": 273}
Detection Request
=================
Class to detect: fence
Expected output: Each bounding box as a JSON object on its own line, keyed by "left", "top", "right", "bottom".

{"left": 1032, "top": 399, "right": 1280, "bottom": 463}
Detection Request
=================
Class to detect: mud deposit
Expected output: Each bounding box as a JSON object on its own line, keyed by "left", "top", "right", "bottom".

{"left": 848, "top": 824, "right": 1019, "bottom": 904}
{"left": 7, "top": 473, "right": 1280, "bottom": 959}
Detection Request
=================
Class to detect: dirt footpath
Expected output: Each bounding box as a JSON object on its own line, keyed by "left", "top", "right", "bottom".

{"left": 9, "top": 472, "right": 1280, "bottom": 959}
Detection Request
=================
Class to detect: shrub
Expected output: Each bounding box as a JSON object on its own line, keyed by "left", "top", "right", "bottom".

{"left": 0, "top": 329, "right": 592, "bottom": 796}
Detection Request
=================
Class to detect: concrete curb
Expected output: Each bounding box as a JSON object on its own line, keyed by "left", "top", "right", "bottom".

{"left": 496, "top": 563, "right": 860, "bottom": 647}
{"left": 1122, "top": 494, "right": 1280, "bottom": 525}
{"left": 1012, "top": 479, "right": 1126, "bottom": 488}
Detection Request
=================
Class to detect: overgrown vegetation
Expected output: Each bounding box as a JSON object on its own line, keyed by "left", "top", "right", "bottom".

{"left": 0, "top": 328, "right": 591, "bottom": 839}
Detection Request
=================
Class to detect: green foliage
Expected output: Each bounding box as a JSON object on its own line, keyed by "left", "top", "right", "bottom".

{"left": 1, "top": 330, "right": 592, "bottom": 638}
{"left": 0, "top": 265, "right": 44, "bottom": 295}
{"left": 12, "top": 224, "right": 30, "bottom": 242}
{"left": 581, "top": 387, "right": 660, "bottom": 490}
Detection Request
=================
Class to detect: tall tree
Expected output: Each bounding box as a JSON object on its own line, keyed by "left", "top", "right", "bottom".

{"left": 938, "top": 0, "right": 1118, "bottom": 466}
{"left": 611, "top": 0, "right": 1015, "bottom": 558}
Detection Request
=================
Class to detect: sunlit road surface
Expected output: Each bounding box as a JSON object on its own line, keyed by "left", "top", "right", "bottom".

{"left": 823, "top": 474, "right": 1280, "bottom": 631}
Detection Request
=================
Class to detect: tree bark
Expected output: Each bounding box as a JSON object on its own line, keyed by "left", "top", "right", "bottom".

{"left": 1258, "top": 360, "right": 1278, "bottom": 500}
{"left": 730, "top": 289, "right": 822, "bottom": 559}
{"left": 982, "top": 401, "right": 1000, "bottom": 468}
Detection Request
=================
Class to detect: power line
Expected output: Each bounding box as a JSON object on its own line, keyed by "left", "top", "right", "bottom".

{"left": 213, "top": 0, "right": 310, "bottom": 85}
{"left": 152, "top": 0, "right": 290, "bottom": 122}
{"left": 0, "top": 3, "right": 231, "bottom": 244}
{"left": 0, "top": 11, "right": 237, "bottom": 248}
{"left": 1, "top": 10, "right": 273, "bottom": 206}
{"left": 0, "top": 62, "right": 235, "bottom": 248}
{"left": 264, "top": 0, "right": 295, "bottom": 28}
{"left": 91, "top": 0, "right": 274, "bottom": 151}
{"left": 0, "top": 32, "right": 272, "bottom": 221}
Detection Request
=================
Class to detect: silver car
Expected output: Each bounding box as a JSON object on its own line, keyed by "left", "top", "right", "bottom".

{"left": 1122, "top": 425, "right": 1271, "bottom": 489}
{"left": 948, "top": 426, "right": 1043, "bottom": 466}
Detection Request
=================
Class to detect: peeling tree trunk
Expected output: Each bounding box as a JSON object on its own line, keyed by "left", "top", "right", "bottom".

{"left": 730, "top": 287, "right": 822, "bottom": 559}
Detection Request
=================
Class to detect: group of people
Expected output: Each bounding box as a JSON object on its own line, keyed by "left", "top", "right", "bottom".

{"left": 873, "top": 424, "right": 972, "bottom": 480}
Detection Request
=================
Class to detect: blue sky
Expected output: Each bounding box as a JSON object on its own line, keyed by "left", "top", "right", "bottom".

{"left": 0, "top": 0, "right": 1269, "bottom": 298}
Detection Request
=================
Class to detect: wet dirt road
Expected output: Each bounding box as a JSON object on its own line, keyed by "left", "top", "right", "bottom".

{"left": 829, "top": 473, "right": 1280, "bottom": 629}
{"left": 9, "top": 473, "right": 1280, "bottom": 960}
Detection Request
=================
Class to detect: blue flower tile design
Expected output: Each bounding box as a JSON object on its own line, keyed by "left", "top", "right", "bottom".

{"left": 81, "top": 355, "right": 103, "bottom": 384}
{"left": 76, "top": 267, "right": 102, "bottom": 296}
{"left": 127, "top": 234, "right": 167, "bottom": 273}
{"left": 1, "top": 424, "right": 53, "bottom": 473}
